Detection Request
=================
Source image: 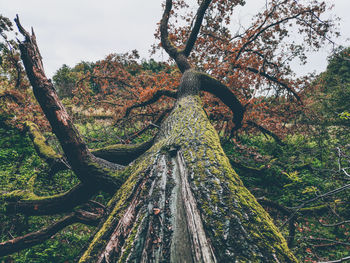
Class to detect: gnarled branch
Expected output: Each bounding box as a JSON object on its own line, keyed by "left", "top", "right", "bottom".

{"left": 4, "top": 183, "right": 97, "bottom": 215}
{"left": 160, "top": 0, "right": 191, "bottom": 72}
{"left": 124, "top": 89, "right": 177, "bottom": 118}
{"left": 0, "top": 209, "right": 103, "bottom": 257}
{"left": 199, "top": 73, "right": 245, "bottom": 131}
{"left": 15, "top": 16, "right": 125, "bottom": 193}
{"left": 183, "top": 0, "right": 212, "bottom": 57}
{"left": 24, "top": 121, "right": 71, "bottom": 174}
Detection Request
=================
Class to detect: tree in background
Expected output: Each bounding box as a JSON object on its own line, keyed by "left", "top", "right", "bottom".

{"left": 315, "top": 47, "right": 350, "bottom": 126}
{"left": 0, "top": 15, "right": 48, "bottom": 129}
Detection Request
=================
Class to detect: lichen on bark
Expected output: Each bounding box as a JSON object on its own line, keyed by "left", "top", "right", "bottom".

{"left": 79, "top": 89, "right": 297, "bottom": 262}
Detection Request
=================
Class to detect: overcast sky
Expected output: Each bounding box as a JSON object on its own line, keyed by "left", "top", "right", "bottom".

{"left": 1, "top": 0, "right": 349, "bottom": 78}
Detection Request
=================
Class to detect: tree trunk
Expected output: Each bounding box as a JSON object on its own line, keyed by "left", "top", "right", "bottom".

{"left": 79, "top": 71, "right": 297, "bottom": 262}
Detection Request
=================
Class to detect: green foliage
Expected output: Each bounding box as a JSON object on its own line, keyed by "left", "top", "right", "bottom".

{"left": 223, "top": 132, "right": 350, "bottom": 261}
{"left": 141, "top": 58, "right": 169, "bottom": 73}
{"left": 53, "top": 62, "right": 96, "bottom": 98}
{"left": 7, "top": 223, "right": 93, "bottom": 263}
{"left": 0, "top": 127, "right": 92, "bottom": 263}
{"left": 323, "top": 47, "right": 350, "bottom": 87}
{"left": 312, "top": 47, "right": 350, "bottom": 127}
{"left": 339, "top": 110, "right": 350, "bottom": 120}
{"left": 224, "top": 134, "right": 332, "bottom": 205}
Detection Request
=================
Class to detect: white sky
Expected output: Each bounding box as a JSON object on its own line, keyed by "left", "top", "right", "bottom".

{"left": 1, "top": 0, "right": 349, "bottom": 78}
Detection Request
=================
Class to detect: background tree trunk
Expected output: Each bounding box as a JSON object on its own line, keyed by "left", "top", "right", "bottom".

{"left": 79, "top": 74, "right": 297, "bottom": 262}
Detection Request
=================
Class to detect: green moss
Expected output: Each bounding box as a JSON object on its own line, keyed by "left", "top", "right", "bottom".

{"left": 79, "top": 151, "right": 155, "bottom": 262}
{"left": 25, "top": 121, "right": 61, "bottom": 160}
{"left": 166, "top": 95, "right": 297, "bottom": 262}
{"left": 27, "top": 175, "right": 37, "bottom": 191}
{"left": 1, "top": 188, "right": 72, "bottom": 203}
{"left": 117, "top": 213, "right": 145, "bottom": 263}
{"left": 91, "top": 141, "right": 148, "bottom": 154}
{"left": 1, "top": 189, "right": 37, "bottom": 201}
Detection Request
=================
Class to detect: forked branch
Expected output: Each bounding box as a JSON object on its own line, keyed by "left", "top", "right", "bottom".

{"left": 160, "top": 0, "right": 212, "bottom": 72}
{"left": 160, "top": 0, "right": 180, "bottom": 60}
{"left": 0, "top": 209, "right": 103, "bottom": 257}
{"left": 183, "top": 0, "right": 212, "bottom": 57}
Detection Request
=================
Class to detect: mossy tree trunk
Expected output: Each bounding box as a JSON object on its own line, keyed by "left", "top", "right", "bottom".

{"left": 79, "top": 71, "right": 297, "bottom": 262}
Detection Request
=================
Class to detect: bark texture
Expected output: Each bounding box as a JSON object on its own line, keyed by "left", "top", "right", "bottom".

{"left": 79, "top": 71, "right": 297, "bottom": 263}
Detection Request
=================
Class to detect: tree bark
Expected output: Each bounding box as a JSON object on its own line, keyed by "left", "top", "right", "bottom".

{"left": 79, "top": 71, "right": 297, "bottom": 262}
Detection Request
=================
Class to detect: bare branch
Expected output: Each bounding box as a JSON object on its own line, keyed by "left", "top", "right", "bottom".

{"left": 281, "top": 184, "right": 350, "bottom": 227}
{"left": 247, "top": 120, "right": 285, "bottom": 145}
{"left": 199, "top": 73, "right": 245, "bottom": 131}
{"left": 0, "top": 209, "right": 103, "bottom": 257}
{"left": 14, "top": 16, "right": 125, "bottom": 193}
{"left": 160, "top": 0, "right": 191, "bottom": 72}
{"left": 320, "top": 220, "right": 350, "bottom": 227}
{"left": 183, "top": 0, "right": 212, "bottom": 57}
{"left": 235, "top": 10, "right": 307, "bottom": 62}
{"left": 318, "top": 255, "right": 350, "bottom": 263}
{"left": 124, "top": 89, "right": 177, "bottom": 118}
{"left": 244, "top": 66, "right": 301, "bottom": 102}
{"left": 125, "top": 109, "right": 170, "bottom": 140}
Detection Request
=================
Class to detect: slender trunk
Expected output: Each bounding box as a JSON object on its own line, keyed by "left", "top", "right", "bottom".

{"left": 79, "top": 71, "right": 297, "bottom": 263}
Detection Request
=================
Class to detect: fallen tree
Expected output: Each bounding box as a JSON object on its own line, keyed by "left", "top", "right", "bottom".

{"left": 1, "top": 0, "right": 337, "bottom": 261}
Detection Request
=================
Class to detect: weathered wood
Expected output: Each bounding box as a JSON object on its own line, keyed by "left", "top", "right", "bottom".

{"left": 15, "top": 16, "right": 125, "bottom": 194}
